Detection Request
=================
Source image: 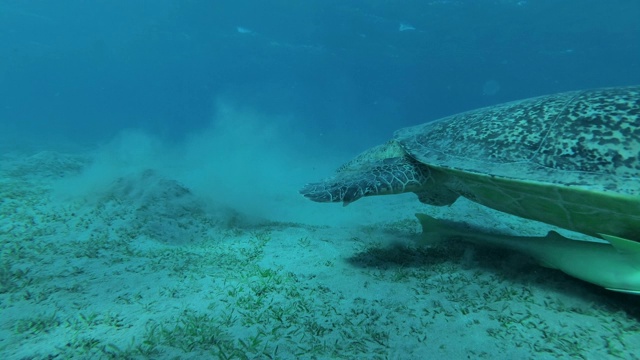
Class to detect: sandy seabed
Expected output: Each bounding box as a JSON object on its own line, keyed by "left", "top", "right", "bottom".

{"left": 1, "top": 148, "right": 639, "bottom": 360}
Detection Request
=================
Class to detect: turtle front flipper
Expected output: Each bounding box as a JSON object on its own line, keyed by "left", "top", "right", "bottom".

{"left": 300, "top": 157, "right": 434, "bottom": 206}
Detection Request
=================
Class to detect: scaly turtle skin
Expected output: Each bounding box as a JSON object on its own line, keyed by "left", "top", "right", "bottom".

{"left": 300, "top": 86, "right": 640, "bottom": 242}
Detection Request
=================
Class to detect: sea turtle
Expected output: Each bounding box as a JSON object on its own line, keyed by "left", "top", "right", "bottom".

{"left": 300, "top": 86, "right": 640, "bottom": 243}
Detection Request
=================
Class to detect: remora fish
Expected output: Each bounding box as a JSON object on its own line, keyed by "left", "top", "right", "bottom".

{"left": 416, "top": 213, "right": 640, "bottom": 295}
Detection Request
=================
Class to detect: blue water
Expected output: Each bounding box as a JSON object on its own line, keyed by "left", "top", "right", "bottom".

{"left": 1, "top": 0, "right": 638, "bottom": 149}
{"left": 2, "top": 2, "right": 640, "bottom": 359}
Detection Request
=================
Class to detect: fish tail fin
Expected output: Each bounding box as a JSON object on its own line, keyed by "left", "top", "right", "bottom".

{"left": 599, "top": 234, "right": 640, "bottom": 255}
{"left": 415, "top": 213, "right": 456, "bottom": 245}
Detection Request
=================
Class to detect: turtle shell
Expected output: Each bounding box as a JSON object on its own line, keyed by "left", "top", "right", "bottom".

{"left": 395, "top": 86, "right": 640, "bottom": 241}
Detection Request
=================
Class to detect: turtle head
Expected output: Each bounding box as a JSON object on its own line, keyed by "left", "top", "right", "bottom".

{"left": 299, "top": 180, "right": 374, "bottom": 205}
{"left": 300, "top": 156, "right": 434, "bottom": 205}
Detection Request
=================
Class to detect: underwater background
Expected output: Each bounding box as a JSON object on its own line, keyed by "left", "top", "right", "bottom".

{"left": 1, "top": 0, "right": 640, "bottom": 359}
